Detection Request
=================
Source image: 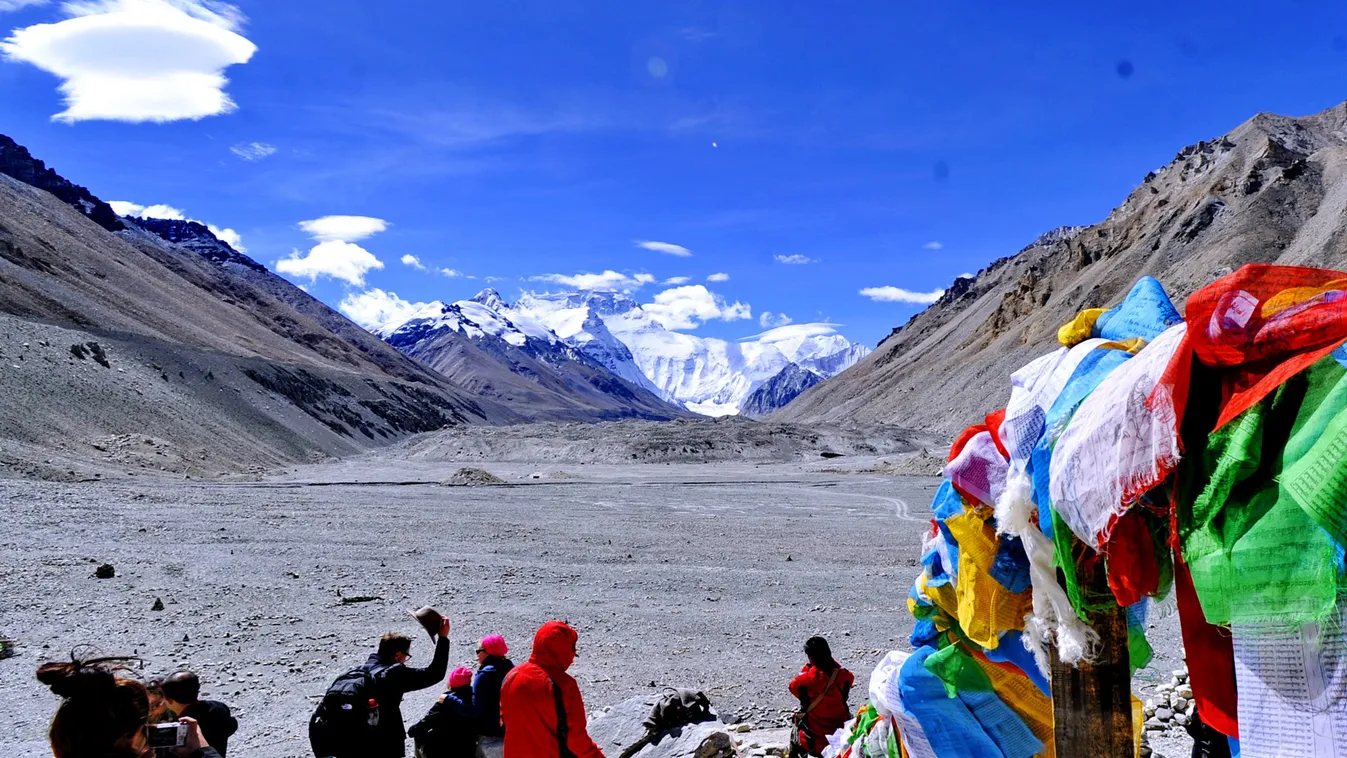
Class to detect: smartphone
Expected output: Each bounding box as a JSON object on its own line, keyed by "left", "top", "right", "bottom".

{"left": 146, "top": 722, "right": 187, "bottom": 748}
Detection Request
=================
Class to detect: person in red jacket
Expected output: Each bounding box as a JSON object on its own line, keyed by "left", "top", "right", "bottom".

{"left": 788, "top": 637, "right": 855, "bottom": 758}
{"left": 499, "top": 621, "right": 604, "bottom": 758}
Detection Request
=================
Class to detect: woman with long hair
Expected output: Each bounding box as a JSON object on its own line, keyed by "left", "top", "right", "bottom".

{"left": 36, "top": 654, "right": 222, "bottom": 758}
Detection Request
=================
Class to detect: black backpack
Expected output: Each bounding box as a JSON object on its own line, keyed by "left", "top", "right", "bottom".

{"left": 309, "top": 664, "right": 387, "bottom": 758}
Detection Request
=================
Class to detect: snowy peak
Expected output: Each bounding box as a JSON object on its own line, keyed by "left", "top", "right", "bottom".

{"left": 470, "top": 287, "right": 506, "bottom": 310}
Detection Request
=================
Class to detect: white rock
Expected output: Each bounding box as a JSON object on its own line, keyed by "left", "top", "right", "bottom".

{"left": 1156, "top": 707, "right": 1174, "bottom": 721}
{"left": 1173, "top": 697, "right": 1189, "bottom": 710}
{"left": 1177, "top": 685, "right": 1193, "bottom": 699}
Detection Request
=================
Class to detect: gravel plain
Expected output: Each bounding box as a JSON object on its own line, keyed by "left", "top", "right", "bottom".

{"left": 0, "top": 459, "right": 1190, "bottom": 758}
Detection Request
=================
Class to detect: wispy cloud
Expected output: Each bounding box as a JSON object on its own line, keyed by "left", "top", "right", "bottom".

{"left": 529, "top": 270, "right": 655, "bottom": 292}
{"left": 774, "top": 254, "right": 814, "bottom": 265}
{"left": 860, "top": 285, "right": 944, "bottom": 304}
{"left": 663, "top": 276, "right": 691, "bottom": 285}
{"left": 707, "top": 272, "right": 730, "bottom": 282}
{"left": 0, "top": 1, "right": 50, "bottom": 11}
{"left": 439, "top": 267, "right": 464, "bottom": 278}
{"left": 744, "top": 322, "right": 840, "bottom": 343}
{"left": 0, "top": 0, "right": 257, "bottom": 123}
{"left": 230, "top": 141, "right": 276, "bottom": 161}
{"left": 401, "top": 254, "right": 426, "bottom": 270}
{"left": 759, "top": 311, "right": 793, "bottom": 328}
{"left": 923, "top": 241, "right": 943, "bottom": 250}
{"left": 637, "top": 240, "right": 692, "bottom": 257}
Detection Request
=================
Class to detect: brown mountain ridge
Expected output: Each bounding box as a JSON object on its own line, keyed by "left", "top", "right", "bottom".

{"left": 778, "top": 102, "right": 1347, "bottom": 436}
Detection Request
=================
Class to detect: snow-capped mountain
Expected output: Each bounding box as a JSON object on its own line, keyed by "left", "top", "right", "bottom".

{"left": 376, "top": 289, "right": 686, "bottom": 422}
{"left": 511, "top": 291, "right": 870, "bottom": 416}
{"left": 375, "top": 287, "right": 869, "bottom": 418}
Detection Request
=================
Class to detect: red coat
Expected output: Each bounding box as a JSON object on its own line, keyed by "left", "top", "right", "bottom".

{"left": 500, "top": 621, "right": 604, "bottom": 758}
{"left": 789, "top": 662, "right": 854, "bottom": 752}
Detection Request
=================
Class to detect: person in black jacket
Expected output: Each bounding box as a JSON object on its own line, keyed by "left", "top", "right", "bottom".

{"left": 36, "top": 655, "right": 222, "bottom": 758}
{"left": 367, "top": 616, "right": 452, "bottom": 758}
{"left": 409, "top": 667, "right": 479, "bottom": 758}
{"left": 161, "top": 670, "right": 239, "bottom": 757}
{"left": 470, "top": 635, "right": 512, "bottom": 758}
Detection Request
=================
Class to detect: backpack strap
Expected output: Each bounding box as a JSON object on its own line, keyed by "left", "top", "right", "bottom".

{"left": 804, "top": 668, "right": 841, "bottom": 716}
{"left": 548, "top": 675, "right": 577, "bottom": 758}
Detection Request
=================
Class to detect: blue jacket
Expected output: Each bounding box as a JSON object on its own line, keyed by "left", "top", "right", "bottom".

{"left": 472, "top": 656, "right": 514, "bottom": 738}
{"left": 409, "top": 686, "right": 479, "bottom": 758}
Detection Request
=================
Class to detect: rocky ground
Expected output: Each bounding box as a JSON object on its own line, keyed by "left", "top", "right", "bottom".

{"left": 0, "top": 458, "right": 1191, "bottom": 757}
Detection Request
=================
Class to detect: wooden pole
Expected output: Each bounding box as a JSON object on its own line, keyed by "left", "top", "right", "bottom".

{"left": 1049, "top": 565, "right": 1134, "bottom": 758}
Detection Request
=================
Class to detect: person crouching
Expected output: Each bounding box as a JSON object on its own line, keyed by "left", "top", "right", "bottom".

{"left": 410, "top": 667, "right": 479, "bottom": 758}
{"left": 788, "top": 636, "right": 854, "bottom": 758}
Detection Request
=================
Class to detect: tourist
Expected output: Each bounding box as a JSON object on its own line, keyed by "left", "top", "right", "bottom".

{"left": 472, "top": 634, "right": 513, "bottom": 758}
{"left": 499, "top": 621, "right": 604, "bottom": 758}
{"left": 409, "top": 666, "right": 479, "bottom": 758}
{"left": 788, "top": 637, "right": 855, "bottom": 758}
{"left": 37, "top": 655, "right": 222, "bottom": 758}
{"left": 312, "top": 615, "right": 452, "bottom": 758}
{"left": 160, "top": 670, "right": 239, "bottom": 756}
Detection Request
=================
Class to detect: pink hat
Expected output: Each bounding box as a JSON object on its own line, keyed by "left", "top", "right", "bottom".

{"left": 448, "top": 666, "right": 473, "bottom": 689}
{"left": 480, "top": 634, "right": 508, "bottom": 657}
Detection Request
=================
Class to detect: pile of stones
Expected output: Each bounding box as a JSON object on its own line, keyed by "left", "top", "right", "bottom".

{"left": 1143, "top": 667, "right": 1195, "bottom": 733}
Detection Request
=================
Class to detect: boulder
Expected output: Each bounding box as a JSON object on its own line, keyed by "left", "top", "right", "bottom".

{"left": 589, "top": 694, "right": 734, "bottom": 758}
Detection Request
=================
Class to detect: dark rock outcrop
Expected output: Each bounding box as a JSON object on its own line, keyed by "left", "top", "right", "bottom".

{"left": 0, "top": 135, "right": 124, "bottom": 232}
{"left": 124, "top": 216, "right": 266, "bottom": 272}
{"left": 739, "top": 363, "right": 823, "bottom": 418}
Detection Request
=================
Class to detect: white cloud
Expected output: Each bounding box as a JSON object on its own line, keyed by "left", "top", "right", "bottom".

{"left": 276, "top": 240, "right": 384, "bottom": 287}
{"left": 759, "top": 311, "right": 793, "bottom": 328}
{"left": 108, "top": 200, "right": 185, "bottom": 219}
{"left": 663, "top": 276, "right": 691, "bottom": 285}
{"left": 298, "top": 215, "right": 388, "bottom": 243}
{"left": 230, "top": 141, "right": 275, "bottom": 161}
{"left": 774, "top": 254, "right": 814, "bottom": 265}
{"left": 636, "top": 240, "right": 692, "bottom": 257}
{"left": 706, "top": 272, "right": 730, "bottom": 282}
{"left": 439, "top": 267, "right": 463, "bottom": 278}
{"left": 957, "top": 272, "right": 975, "bottom": 280}
{"left": 643, "top": 284, "right": 751, "bottom": 331}
{"left": 401, "top": 254, "right": 426, "bottom": 270}
{"left": 860, "top": 285, "right": 945, "bottom": 304}
{"left": 529, "top": 270, "right": 655, "bottom": 292}
{"left": 744, "top": 322, "right": 840, "bottom": 344}
{"left": 338, "top": 288, "right": 429, "bottom": 330}
{"left": 0, "top": 0, "right": 257, "bottom": 124}
{"left": 207, "top": 223, "right": 244, "bottom": 252}
{"left": 923, "top": 241, "right": 943, "bottom": 250}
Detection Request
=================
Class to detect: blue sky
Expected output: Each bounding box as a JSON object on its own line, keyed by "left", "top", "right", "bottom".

{"left": 5, "top": 0, "right": 1347, "bottom": 345}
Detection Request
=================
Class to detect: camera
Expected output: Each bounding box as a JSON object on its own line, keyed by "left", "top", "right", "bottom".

{"left": 146, "top": 722, "right": 187, "bottom": 748}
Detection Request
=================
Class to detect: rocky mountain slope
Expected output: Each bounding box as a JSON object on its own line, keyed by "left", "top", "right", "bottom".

{"left": 779, "top": 101, "right": 1347, "bottom": 435}
{"left": 0, "top": 135, "right": 507, "bottom": 479}
{"left": 739, "top": 363, "right": 824, "bottom": 419}
{"left": 378, "top": 290, "right": 688, "bottom": 421}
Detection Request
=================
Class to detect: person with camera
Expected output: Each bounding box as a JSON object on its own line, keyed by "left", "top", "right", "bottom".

{"left": 787, "top": 637, "right": 854, "bottom": 758}
{"left": 37, "top": 655, "right": 222, "bottom": 758}
{"left": 160, "top": 670, "right": 238, "bottom": 756}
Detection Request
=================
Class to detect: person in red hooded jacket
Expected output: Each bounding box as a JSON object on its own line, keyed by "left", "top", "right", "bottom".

{"left": 499, "top": 621, "right": 604, "bottom": 758}
{"left": 788, "top": 637, "right": 854, "bottom": 758}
